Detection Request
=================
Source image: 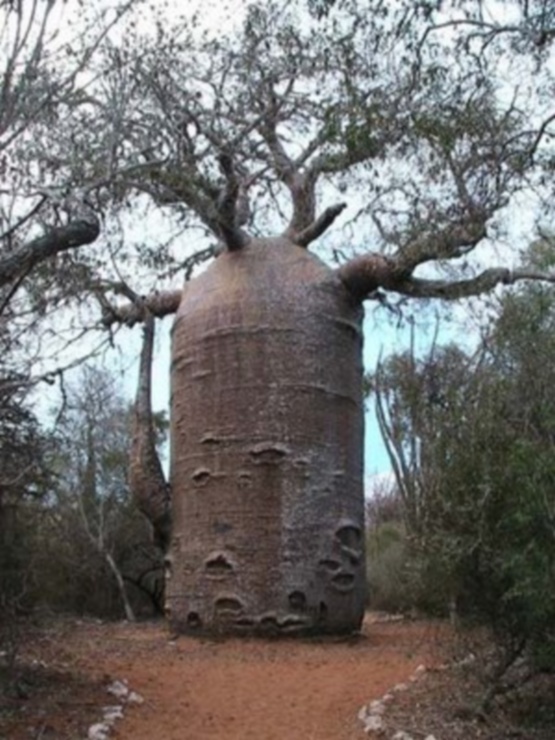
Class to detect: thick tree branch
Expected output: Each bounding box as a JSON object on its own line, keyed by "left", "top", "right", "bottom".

{"left": 339, "top": 257, "right": 555, "bottom": 303}
{"left": 292, "top": 202, "right": 347, "bottom": 247}
{"left": 0, "top": 216, "right": 100, "bottom": 288}
{"left": 215, "top": 151, "right": 250, "bottom": 251}
{"left": 336, "top": 252, "right": 400, "bottom": 299}
{"left": 257, "top": 79, "right": 319, "bottom": 237}
{"left": 388, "top": 269, "right": 514, "bottom": 300}
{"left": 129, "top": 313, "right": 171, "bottom": 550}
{"left": 101, "top": 288, "right": 182, "bottom": 327}
{"left": 394, "top": 214, "right": 489, "bottom": 275}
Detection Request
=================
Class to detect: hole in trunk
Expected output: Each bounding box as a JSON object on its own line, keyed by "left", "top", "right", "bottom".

{"left": 205, "top": 552, "right": 234, "bottom": 575}
{"left": 187, "top": 612, "right": 202, "bottom": 629}
{"left": 319, "top": 602, "right": 328, "bottom": 622}
{"left": 237, "top": 471, "right": 253, "bottom": 489}
{"left": 288, "top": 591, "right": 307, "bottom": 611}
{"left": 259, "top": 614, "right": 279, "bottom": 630}
{"left": 214, "top": 597, "right": 244, "bottom": 615}
{"left": 319, "top": 558, "right": 341, "bottom": 572}
{"left": 331, "top": 572, "right": 355, "bottom": 590}
{"left": 164, "top": 556, "right": 173, "bottom": 579}
{"left": 249, "top": 443, "right": 289, "bottom": 465}
{"left": 235, "top": 617, "right": 255, "bottom": 628}
{"left": 201, "top": 433, "right": 221, "bottom": 445}
{"left": 336, "top": 524, "right": 361, "bottom": 549}
{"left": 191, "top": 468, "right": 211, "bottom": 485}
{"left": 279, "top": 615, "right": 309, "bottom": 631}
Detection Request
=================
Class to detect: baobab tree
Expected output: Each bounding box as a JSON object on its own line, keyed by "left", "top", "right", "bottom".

{"left": 2, "top": 0, "right": 555, "bottom": 634}
{"left": 94, "top": 1, "right": 555, "bottom": 635}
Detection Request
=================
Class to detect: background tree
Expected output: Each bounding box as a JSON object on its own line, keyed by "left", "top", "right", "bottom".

{"left": 0, "top": 368, "right": 53, "bottom": 685}
{"left": 48, "top": 365, "right": 166, "bottom": 620}
{"left": 371, "top": 244, "right": 555, "bottom": 699}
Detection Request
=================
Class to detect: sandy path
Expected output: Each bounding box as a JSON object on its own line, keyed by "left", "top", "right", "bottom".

{"left": 62, "top": 616, "right": 446, "bottom": 740}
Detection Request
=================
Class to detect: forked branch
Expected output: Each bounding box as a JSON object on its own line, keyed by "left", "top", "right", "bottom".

{"left": 394, "top": 212, "right": 489, "bottom": 276}
{"left": 101, "top": 289, "right": 182, "bottom": 327}
{"left": 338, "top": 257, "right": 555, "bottom": 302}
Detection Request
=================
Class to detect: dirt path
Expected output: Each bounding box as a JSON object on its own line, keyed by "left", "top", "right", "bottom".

{"left": 3, "top": 615, "right": 451, "bottom": 740}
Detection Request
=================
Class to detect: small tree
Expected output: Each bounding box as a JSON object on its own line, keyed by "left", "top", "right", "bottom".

{"left": 0, "top": 366, "right": 53, "bottom": 690}
{"left": 51, "top": 365, "right": 165, "bottom": 620}
{"left": 372, "top": 266, "right": 555, "bottom": 689}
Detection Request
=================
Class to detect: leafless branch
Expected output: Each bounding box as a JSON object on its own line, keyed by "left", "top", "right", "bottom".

{"left": 394, "top": 214, "right": 489, "bottom": 275}
{"left": 100, "top": 288, "right": 182, "bottom": 327}
{"left": 388, "top": 267, "right": 555, "bottom": 301}
{"left": 215, "top": 151, "right": 250, "bottom": 251}
{"left": 293, "top": 202, "right": 347, "bottom": 247}
{"left": 0, "top": 195, "right": 47, "bottom": 242}
{"left": 0, "top": 215, "right": 100, "bottom": 288}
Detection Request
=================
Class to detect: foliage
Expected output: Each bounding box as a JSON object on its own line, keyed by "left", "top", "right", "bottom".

{"left": 0, "top": 363, "right": 54, "bottom": 689}
{"left": 0, "top": 363, "right": 165, "bottom": 639}
{"left": 370, "top": 273, "right": 555, "bottom": 674}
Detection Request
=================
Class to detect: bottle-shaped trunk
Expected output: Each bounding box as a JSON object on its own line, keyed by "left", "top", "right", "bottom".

{"left": 167, "top": 237, "right": 365, "bottom": 635}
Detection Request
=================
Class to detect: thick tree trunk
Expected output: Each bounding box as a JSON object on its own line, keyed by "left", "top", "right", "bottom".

{"left": 129, "top": 316, "right": 171, "bottom": 549}
{"left": 166, "top": 237, "right": 366, "bottom": 635}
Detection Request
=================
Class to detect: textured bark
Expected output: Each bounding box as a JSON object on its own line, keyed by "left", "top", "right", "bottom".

{"left": 167, "top": 237, "right": 366, "bottom": 635}
{"left": 129, "top": 315, "right": 171, "bottom": 550}
{"left": 0, "top": 218, "right": 100, "bottom": 287}
{"left": 102, "top": 289, "right": 182, "bottom": 327}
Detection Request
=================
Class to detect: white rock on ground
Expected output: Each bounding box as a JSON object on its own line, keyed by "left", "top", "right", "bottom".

{"left": 391, "top": 732, "right": 414, "bottom": 740}
{"left": 393, "top": 683, "right": 409, "bottom": 692}
{"left": 102, "top": 705, "right": 124, "bottom": 723}
{"left": 106, "top": 679, "right": 129, "bottom": 700}
{"left": 87, "top": 680, "right": 143, "bottom": 739}
{"left": 358, "top": 705, "right": 370, "bottom": 721}
{"left": 363, "top": 715, "right": 385, "bottom": 733}
{"left": 127, "top": 690, "right": 144, "bottom": 704}
{"left": 87, "top": 723, "right": 111, "bottom": 740}
{"left": 369, "top": 700, "right": 386, "bottom": 715}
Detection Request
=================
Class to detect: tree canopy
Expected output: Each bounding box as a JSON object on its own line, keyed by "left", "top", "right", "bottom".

{"left": 0, "top": 0, "right": 554, "bottom": 354}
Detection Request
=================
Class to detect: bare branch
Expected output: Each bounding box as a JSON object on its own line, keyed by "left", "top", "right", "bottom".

{"left": 255, "top": 77, "right": 321, "bottom": 236}
{"left": 292, "top": 202, "right": 347, "bottom": 248}
{"left": 0, "top": 195, "right": 47, "bottom": 242}
{"left": 384, "top": 267, "right": 555, "bottom": 301}
{"left": 338, "top": 250, "right": 555, "bottom": 302}
{"left": 0, "top": 215, "right": 100, "bottom": 288}
{"left": 100, "top": 288, "right": 182, "bottom": 327}
{"left": 394, "top": 214, "right": 489, "bottom": 275}
{"left": 336, "top": 252, "right": 399, "bottom": 300}
{"left": 215, "top": 151, "right": 250, "bottom": 251}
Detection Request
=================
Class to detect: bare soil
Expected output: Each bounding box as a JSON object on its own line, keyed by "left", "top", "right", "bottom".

{"left": 1, "top": 614, "right": 552, "bottom": 739}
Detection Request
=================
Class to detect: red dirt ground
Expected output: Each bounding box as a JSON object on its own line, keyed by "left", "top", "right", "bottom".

{"left": 1, "top": 614, "right": 452, "bottom": 740}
